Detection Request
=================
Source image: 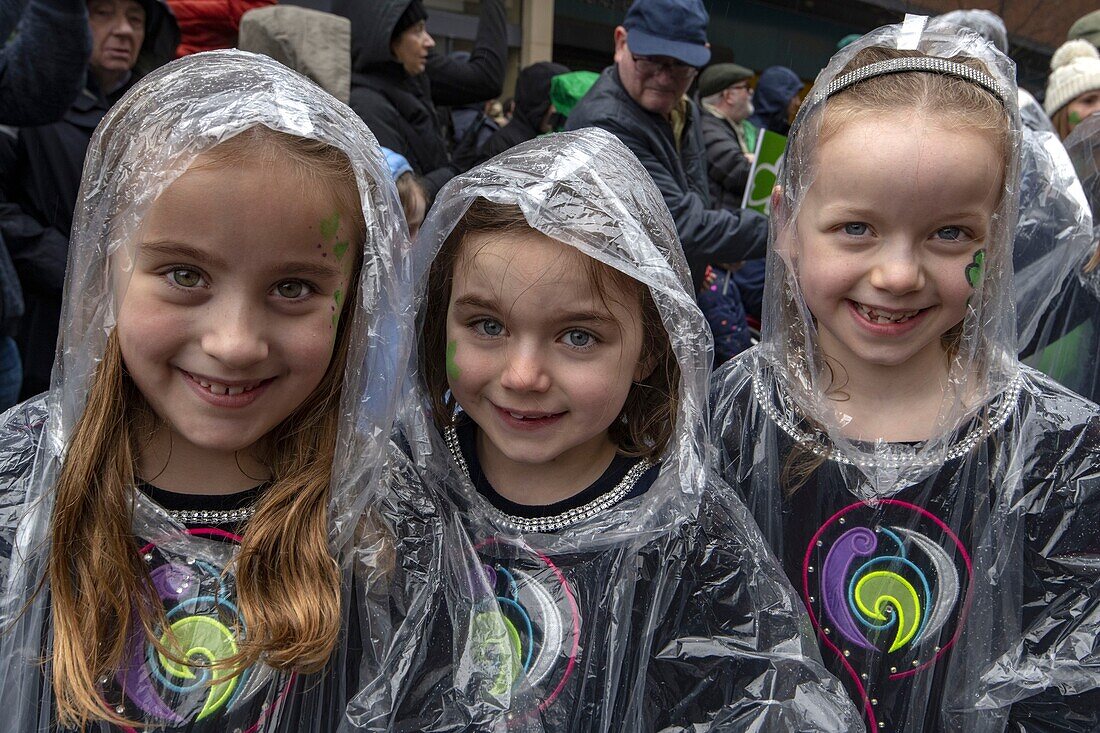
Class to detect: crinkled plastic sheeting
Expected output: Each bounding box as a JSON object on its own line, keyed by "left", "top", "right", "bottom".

{"left": 1020, "top": 113, "right": 1100, "bottom": 403}
{"left": 0, "top": 51, "right": 414, "bottom": 731}
{"left": 347, "top": 128, "right": 862, "bottom": 731}
{"left": 709, "top": 19, "right": 1100, "bottom": 733}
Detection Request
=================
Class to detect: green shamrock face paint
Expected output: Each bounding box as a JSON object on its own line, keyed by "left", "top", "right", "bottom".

{"left": 331, "top": 289, "right": 344, "bottom": 329}
{"left": 1068, "top": 110, "right": 1082, "bottom": 126}
{"left": 319, "top": 212, "right": 340, "bottom": 241}
{"left": 965, "top": 249, "right": 985, "bottom": 289}
{"left": 446, "top": 340, "right": 461, "bottom": 380}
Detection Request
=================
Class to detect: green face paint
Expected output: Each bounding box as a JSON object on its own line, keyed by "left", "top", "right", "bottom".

{"left": 333, "top": 240, "right": 349, "bottom": 261}
{"left": 446, "top": 340, "right": 461, "bottom": 380}
{"left": 965, "top": 249, "right": 985, "bottom": 289}
{"left": 330, "top": 289, "right": 344, "bottom": 329}
{"left": 319, "top": 212, "right": 340, "bottom": 241}
{"left": 1068, "top": 110, "right": 1082, "bottom": 126}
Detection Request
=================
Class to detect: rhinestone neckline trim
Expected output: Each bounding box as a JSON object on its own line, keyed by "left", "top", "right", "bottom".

{"left": 167, "top": 506, "right": 256, "bottom": 525}
{"left": 751, "top": 369, "right": 1023, "bottom": 467}
{"left": 443, "top": 424, "right": 654, "bottom": 533}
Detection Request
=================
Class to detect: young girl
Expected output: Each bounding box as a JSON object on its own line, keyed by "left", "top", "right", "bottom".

{"left": 709, "top": 19, "right": 1100, "bottom": 732}
{"left": 350, "top": 128, "right": 859, "bottom": 731}
{"left": 0, "top": 51, "right": 411, "bottom": 731}
{"left": 1020, "top": 113, "right": 1100, "bottom": 403}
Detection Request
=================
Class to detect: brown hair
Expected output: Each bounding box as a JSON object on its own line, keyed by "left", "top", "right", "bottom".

{"left": 395, "top": 171, "right": 428, "bottom": 236}
{"left": 1050, "top": 105, "right": 1073, "bottom": 141}
{"left": 47, "top": 126, "right": 366, "bottom": 728}
{"left": 419, "top": 198, "right": 680, "bottom": 460}
{"left": 781, "top": 47, "right": 1011, "bottom": 495}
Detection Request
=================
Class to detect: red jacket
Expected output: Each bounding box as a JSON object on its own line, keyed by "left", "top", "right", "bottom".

{"left": 167, "top": 0, "right": 278, "bottom": 57}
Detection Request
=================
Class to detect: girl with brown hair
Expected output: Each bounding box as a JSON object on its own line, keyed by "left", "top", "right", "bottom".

{"left": 354, "top": 128, "right": 859, "bottom": 731}
{"left": 0, "top": 51, "right": 412, "bottom": 731}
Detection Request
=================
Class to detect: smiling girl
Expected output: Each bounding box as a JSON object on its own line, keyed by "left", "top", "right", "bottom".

{"left": 710, "top": 18, "right": 1100, "bottom": 733}
{"left": 356, "top": 128, "right": 859, "bottom": 732}
{"left": 0, "top": 51, "right": 410, "bottom": 731}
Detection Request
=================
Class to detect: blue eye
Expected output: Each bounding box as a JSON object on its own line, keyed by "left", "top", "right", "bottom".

{"left": 562, "top": 330, "right": 595, "bottom": 349}
{"left": 843, "top": 223, "right": 868, "bottom": 236}
{"left": 474, "top": 319, "right": 504, "bottom": 337}
{"left": 936, "top": 227, "right": 963, "bottom": 241}
{"left": 168, "top": 268, "right": 204, "bottom": 288}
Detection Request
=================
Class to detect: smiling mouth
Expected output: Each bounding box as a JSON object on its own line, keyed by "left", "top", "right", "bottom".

{"left": 183, "top": 370, "right": 268, "bottom": 396}
{"left": 853, "top": 301, "right": 927, "bottom": 324}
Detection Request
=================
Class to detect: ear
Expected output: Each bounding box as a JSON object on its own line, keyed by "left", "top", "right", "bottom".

{"left": 613, "top": 26, "right": 629, "bottom": 62}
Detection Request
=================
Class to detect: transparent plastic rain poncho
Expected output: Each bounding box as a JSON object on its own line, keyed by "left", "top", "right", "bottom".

{"left": 0, "top": 51, "right": 413, "bottom": 731}
{"left": 347, "top": 128, "right": 861, "bottom": 732}
{"left": 708, "top": 19, "right": 1100, "bottom": 733}
{"left": 1019, "top": 113, "right": 1100, "bottom": 403}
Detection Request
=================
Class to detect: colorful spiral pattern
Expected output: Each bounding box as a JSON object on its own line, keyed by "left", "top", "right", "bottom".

{"left": 469, "top": 538, "right": 581, "bottom": 721}
{"left": 802, "top": 500, "right": 973, "bottom": 730}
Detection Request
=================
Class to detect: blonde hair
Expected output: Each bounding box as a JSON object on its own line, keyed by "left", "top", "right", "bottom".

{"left": 780, "top": 47, "right": 1011, "bottom": 495}
{"left": 419, "top": 198, "right": 680, "bottom": 460}
{"left": 47, "top": 127, "right": 366, "bottom": 728}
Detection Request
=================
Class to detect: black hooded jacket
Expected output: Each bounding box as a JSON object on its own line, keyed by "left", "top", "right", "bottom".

{"left": 477, "top": 61, "right": 569, "bottom": 164}
{"left": 565, "top": 66, "right": 768, "bottom": 286}
{"left": 0, "top": 0, "right": 178, "bottom": 399}
{"left": 330, "top": 0, "right": 505, "bottom": 201}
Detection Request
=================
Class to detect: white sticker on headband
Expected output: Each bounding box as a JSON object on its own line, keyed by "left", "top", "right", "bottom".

{"left": 897, "top": 13, "right": 928, "bottom": 50}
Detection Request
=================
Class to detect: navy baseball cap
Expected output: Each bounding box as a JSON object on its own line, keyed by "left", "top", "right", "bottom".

{"left": 623, "top": 0, "right": 711, "bottom": 68}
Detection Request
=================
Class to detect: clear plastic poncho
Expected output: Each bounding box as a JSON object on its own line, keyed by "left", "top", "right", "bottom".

{"left": 1019, "top": 112, "right": 1100, "bottom": 404}
{"left": 348, "top": 128, "right": 861, "bottom": 732}
{"left": 708, "top": 20, "right": 1100, "bottom": 733}
{"left": 0, "top": 50, "right": 413, "bottom": 731}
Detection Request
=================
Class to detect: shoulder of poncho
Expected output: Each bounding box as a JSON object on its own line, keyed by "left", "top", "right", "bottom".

{"left": 1015, "top": 364, "right": 1100, "bottom": 432}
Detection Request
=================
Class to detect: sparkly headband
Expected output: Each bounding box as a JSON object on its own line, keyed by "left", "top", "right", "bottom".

{"left": 816, "top": 56, "right": 1007, "bottom": 105}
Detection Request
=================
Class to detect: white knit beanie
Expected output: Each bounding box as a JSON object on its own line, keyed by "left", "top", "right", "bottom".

{"left": 1045, "top": 40, "right": 1100, "bottom": 116}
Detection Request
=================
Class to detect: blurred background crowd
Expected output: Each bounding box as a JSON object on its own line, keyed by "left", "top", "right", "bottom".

{"left": 1, "top": 0, "right": 1098, "bottom": 407}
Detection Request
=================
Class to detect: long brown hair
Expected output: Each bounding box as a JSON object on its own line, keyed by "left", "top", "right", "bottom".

{"left": 780, "top": 47, "right": 1010, "bottom": 496}
{"left": 419, "top": 198, "right": 680, "bottom": 460}
{"left": 47, "top": 127, "right": 366, "bottom": 728}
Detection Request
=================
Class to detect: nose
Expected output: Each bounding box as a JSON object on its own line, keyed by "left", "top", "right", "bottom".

{"left": 499, "top": 341, "right": 551, "bottom": 393}
{"left": 868, "top": 244, "right": 925, "bottom": 295}
{"left": 424, "top": 32, "right": 436, "bottom": 50}
{"left": 200, "top": 299, "right": 269, "bottom": 369}
{"left": 114, "top": 14, "right": 137, "bottom": 36}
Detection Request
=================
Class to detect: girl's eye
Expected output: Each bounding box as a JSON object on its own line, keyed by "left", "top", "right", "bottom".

{"left": 168, "top": 268, "right": 204, "bottom": 288}
{"left": 562, "top": 329, "right": 595, "bottom": 349}
{"left": 274, "top": 280, "right": 312, "bottom": 299}
{"left": 843, "top": 223, "right": 869, "bottom": 236}
{"left": 935, "top": 227, "right": 963, "bottom": 241}
{"left": 474, "top": 319, "right": 504, "bottom": 337}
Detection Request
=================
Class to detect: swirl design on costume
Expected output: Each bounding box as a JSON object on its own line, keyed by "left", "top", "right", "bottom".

{"left": 468, "top": 539, "right": 581, "bottom": 719}
{"left": 117, "top": 556, "right": 248, "bottom": 724}
{"left": 807, "top": 501, "right": 970, "bottom": 665}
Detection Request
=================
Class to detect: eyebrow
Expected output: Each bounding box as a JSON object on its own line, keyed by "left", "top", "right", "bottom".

{"left": 139, "top": 240, "right": 343, "bottom": 280}
{"left": 452, "top": 293, "right": 617, "bottom": 324}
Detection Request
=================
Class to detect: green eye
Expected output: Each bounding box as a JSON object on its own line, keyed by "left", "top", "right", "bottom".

{"left": 276, "top": 281, "right": 307, "bottom": 299}
{"left": 170, "top": 269, "right": 202, "bottom": 288}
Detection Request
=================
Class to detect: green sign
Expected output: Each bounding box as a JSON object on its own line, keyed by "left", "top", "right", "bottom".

{"left": 740, "top": 128, "right": 788, "bottom": 215}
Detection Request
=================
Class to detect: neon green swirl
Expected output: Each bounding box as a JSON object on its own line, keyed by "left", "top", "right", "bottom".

{"left": 470, "top": 610, "right": 522, "bottom": 696}
{"left": 854, "top": 571, "right": 921, "bottom": 653}
{"left": 159, "top": 615, "right": 239, "bottom": 720}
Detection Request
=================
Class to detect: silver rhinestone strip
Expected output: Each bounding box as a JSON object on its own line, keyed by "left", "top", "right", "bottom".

{"left": 751, "top": 369, "right": 1022, "bottom": 467}
{"left": 167, "top": 506, "right": 256, "bottom": 525}
{"left": 444, "top": 424, "right": 654, "bottom": 534}
{"left": 816, "top": 57, "right": 1006, "bottom": 105}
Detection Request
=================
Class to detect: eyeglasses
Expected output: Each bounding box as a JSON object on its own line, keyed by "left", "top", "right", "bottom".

{"left": 631, "top": 54, "right": 699, "bottom": 80}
